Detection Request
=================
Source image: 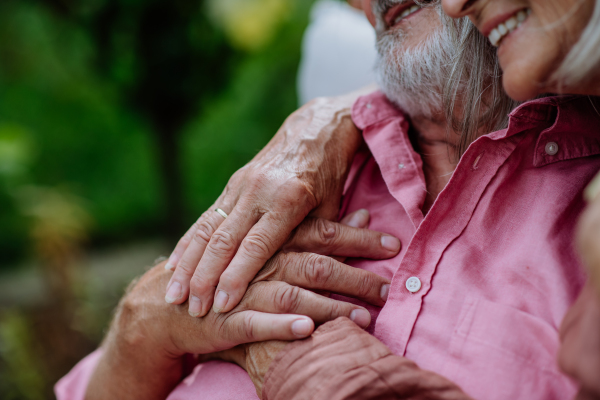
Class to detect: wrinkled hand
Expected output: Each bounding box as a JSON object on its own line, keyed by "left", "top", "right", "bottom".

{"left": 165, "top": 93, "right": 371, "bottom": 316}
{"left": 147, "top": 254, "right": 390, "bottom": 356}
{"left": 86, "top": 248, "right": 390, "bottom": 400}
{"left": 170, "top": 208, "right": 400, "bottom": 318}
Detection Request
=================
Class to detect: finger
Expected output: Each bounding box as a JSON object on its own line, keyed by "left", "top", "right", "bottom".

{"left": 190, "top": 201, "right": 263, "bottom": 315}
{"left": 213, "top": 211, "right": 305, "bottom": 314}
{"left": 275, "top": 252, "right": 391, "bottom": 306}
{"left": 225, "top": 310, "right": 315, "bottom": 342}
{"left": 284, "top": 217, "right": 401, "bottom": 259}
{"left": 165, "top": 223, "right": 196, "bottom": 272}
{"left": 165, "top": 208, "right": 228, "bottom": 305}
{"left": 165, "top": 196, "right": 226, "bottom": 271}
{"left": 340, "top": 209, "right": 371, "bottom": 228}
{"left": 243, "top": 281, "right": 372, "bottom": 328}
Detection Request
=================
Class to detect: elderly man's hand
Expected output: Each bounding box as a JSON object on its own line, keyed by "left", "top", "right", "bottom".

{"left": 164, "top": 89, "right": 380, "bottom": 316}
{"left": 86, "top": 246, "right": 390, "bottom": 400}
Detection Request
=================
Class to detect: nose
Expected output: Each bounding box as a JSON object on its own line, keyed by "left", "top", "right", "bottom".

{"left": 442, "top": 0, "right": 476, "bottom": 18}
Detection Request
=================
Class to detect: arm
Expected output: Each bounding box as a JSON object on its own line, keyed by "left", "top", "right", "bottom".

{"left": 58, "top": 212, "right": 395, "bottom": 400}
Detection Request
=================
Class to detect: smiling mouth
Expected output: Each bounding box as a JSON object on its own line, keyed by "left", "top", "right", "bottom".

{"left": 488, "top": 8, "right": 531, "bottom": 47}
{"left": 387, "top": 1, "right": 422, "bottom": 27}
{"left": 393, "top": 4, "right": 421, "bottom": 24}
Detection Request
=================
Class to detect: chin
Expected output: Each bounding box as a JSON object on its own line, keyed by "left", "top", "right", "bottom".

{"left": 502, "top": 73, "right": 542, "bottom": 102}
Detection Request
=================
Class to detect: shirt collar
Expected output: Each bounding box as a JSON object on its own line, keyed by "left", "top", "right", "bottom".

{"left": 353, "top": 92, "right": 600, "bottom": 169}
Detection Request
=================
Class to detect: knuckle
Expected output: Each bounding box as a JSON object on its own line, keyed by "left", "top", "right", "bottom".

{"left": 209, "top": 230, "right": 236, "bottom": 255}
{"left": 353, "top": 271, "right": 377, "bottom": 299}
{"left": 303, "top": 254, "right": 334, "bottom": 286}
{"left": 286, "top": 179, "right": 316, "bottom": 205}
{"left": 327, "top": 299, "right": 349, "bottom": 319}
{"left": 316, "top": 219, "right": 338, "bottom": 247}
{"left": 241, "top": 312, "right": 258, "bottom": 341}
{"left": 219, "top": 269, "right": 247, "bottom": 292}
{"left": 242, "top": 232, "right": 273, "bottom": 260}
{"left": 189, "top": 274, "right": 213, "bottom": 295}
{"left": 193, "top": 220, "right": 215, "bottom": 244}
{"left": 274, "top": 284, "right": 302, "bottom": 313}
{"left": 175, "top": 258, "right": 195, "bottom": 275}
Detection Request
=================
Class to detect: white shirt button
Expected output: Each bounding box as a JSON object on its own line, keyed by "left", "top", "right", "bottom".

{"left": 406, "top": 277, "right": 421, "bottom": 293}
{"left": 545, "top": 142, "right": 559, "bottom": 156}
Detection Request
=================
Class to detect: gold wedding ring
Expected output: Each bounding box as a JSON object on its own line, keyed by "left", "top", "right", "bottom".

{"left": 215, "top": 208, "right": 228, "bottom": 219}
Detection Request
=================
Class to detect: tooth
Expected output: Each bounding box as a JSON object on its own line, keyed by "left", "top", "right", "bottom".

{"left": 489, "top": 28, "right": 501, "bottom": 47}
{"left": 411, "top": 5, "right": 419, "bottom": 12}
{"left": 526, "top": 8, "right": 532, "bottom": 16}
{"left": 498, "top": 23, "right": 508, "bottom": 36}
{"left": 517, "top": 10, "right": 527, "bottom": 22}
{"left": 401, "top": 10, "right": 409, "bottom": 17}
{"left": 505, "top": 16, "right": 517, "bottom": 30}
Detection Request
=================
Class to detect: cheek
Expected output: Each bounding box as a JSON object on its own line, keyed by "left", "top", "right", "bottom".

{"left": 498, "top": 26, "right": 564, "bottom": 100}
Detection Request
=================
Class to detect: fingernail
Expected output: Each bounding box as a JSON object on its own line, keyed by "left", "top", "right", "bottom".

{"left": 189, "top": 296, "right": 202, "bottom": 317}
{"left": 381, "top": 236, "right": 400, "bottom": 252}
{"left": 165, "top": 282, "right": 182, "bottom": 304}
{"left": 213, "top": 290, "right": 229, "bottom": 313}
{"left": 347, "top": 209, "right": 370, "bottom": 228}
{"left": 350, "top": 309, "right": 371, "bottom": 328}
{"left": 165, "top": 262, "right": 175, "bottom": 271}
{"left": 291, "top": 319, "right": 313, "bottom": 337}
{"left": 380, "top": 284, "right": 390, "bottom": 302}
{"left": 585, "top": 172, "right": 600, "bottom": 202}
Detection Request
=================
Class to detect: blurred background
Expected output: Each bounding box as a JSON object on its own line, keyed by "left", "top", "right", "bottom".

{"left": 0, "top": 0, "right": 376, "bottom": 398}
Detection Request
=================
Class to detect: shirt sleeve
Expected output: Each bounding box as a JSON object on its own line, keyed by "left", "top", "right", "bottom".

{"left": 262, "top": 317, "right": 473, "bottom": 400}
{"left": 55, "top": 349, "right": 104, "bottom": 400}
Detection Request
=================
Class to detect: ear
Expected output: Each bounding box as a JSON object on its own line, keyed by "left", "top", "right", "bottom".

{"left": 362, "top": 0, "right": 376, "bottom": 27}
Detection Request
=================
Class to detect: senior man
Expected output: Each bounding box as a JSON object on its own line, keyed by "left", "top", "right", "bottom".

{"left": 58, "top": 1, "right": 600, "bottom": 399}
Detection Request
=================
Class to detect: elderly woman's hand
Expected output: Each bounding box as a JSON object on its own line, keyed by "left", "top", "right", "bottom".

{"left": 164, "top": 91, "right": 375, "bottom": 316}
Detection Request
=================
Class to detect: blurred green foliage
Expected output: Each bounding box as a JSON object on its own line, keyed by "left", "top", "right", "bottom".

{"left": 0, "top": 0, "right": 314, "bottom": 268}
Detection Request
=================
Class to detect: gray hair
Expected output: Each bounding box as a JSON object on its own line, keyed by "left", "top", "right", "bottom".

{"left": 374, "top": 0, "right": 519, "bottom": 159}
{"left": 551, "top": 0, "right": 600, "bottom": 89}
{"left": 441, "top": 10, "right": 520, "bottom": 157}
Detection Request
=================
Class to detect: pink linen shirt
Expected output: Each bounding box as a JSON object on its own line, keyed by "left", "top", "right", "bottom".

{"left": 56, "top": 93, "right": 600, "bottom": 400}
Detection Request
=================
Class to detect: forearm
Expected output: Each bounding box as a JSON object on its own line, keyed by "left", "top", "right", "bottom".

{"left": 260, "top": 318, "right": 472, "bottom": 400}
{"left": 84, "top": 328, "right": 183, "bottom": 400}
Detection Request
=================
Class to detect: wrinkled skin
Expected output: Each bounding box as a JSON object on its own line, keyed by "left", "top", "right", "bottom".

{"left": 165, "top": 89, "right": 385, "bottom": 317}
{"left": 85, "top": 211, "right": 395, "bottom": 400}
{"left": 441, "top": 0, "right": 597, "bottom": 101}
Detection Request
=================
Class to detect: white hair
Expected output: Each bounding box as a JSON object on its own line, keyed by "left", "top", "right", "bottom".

{"left": 374, "top": 0, "right": 519, "bottom": 157}
{"left": 374, "top": 12, "right": 452, "bottom": 118}
{"left": 551, "top": 0, "right": 600, "bottom": 89}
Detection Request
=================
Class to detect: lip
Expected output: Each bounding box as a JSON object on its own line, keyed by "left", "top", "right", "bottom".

{"left": 479, "top": 7, "right": 528, "bottom": 37}
{"left": 385, "top": 1, "right": 419, "bottom": 27}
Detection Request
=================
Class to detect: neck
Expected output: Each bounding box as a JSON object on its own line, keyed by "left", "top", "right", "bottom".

{"left": 409, "top": 115, "right": 459, "bottom": 214}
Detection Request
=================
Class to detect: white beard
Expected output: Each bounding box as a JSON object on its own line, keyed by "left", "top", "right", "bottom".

{"left": 374, "top": 6, "right": 455, "bottom": 118}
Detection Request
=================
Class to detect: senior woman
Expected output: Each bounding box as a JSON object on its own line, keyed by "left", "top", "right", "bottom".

{"left": 440, "top": 0, "right": 600, "bottom": 398}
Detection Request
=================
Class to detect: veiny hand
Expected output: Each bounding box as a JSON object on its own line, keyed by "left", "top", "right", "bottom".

{"left": 168, "top": 206, "right": 400, "bottom": 319}
{"left": 164, "top": 91, "right": 375, "bottom": 316}
{"left": 87, "top": 251, "right": 390, "bottom": 400}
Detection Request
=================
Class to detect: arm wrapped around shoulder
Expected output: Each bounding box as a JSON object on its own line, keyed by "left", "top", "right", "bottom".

{"left": 262, "top": 317, "right": 473, "bottom": 400}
